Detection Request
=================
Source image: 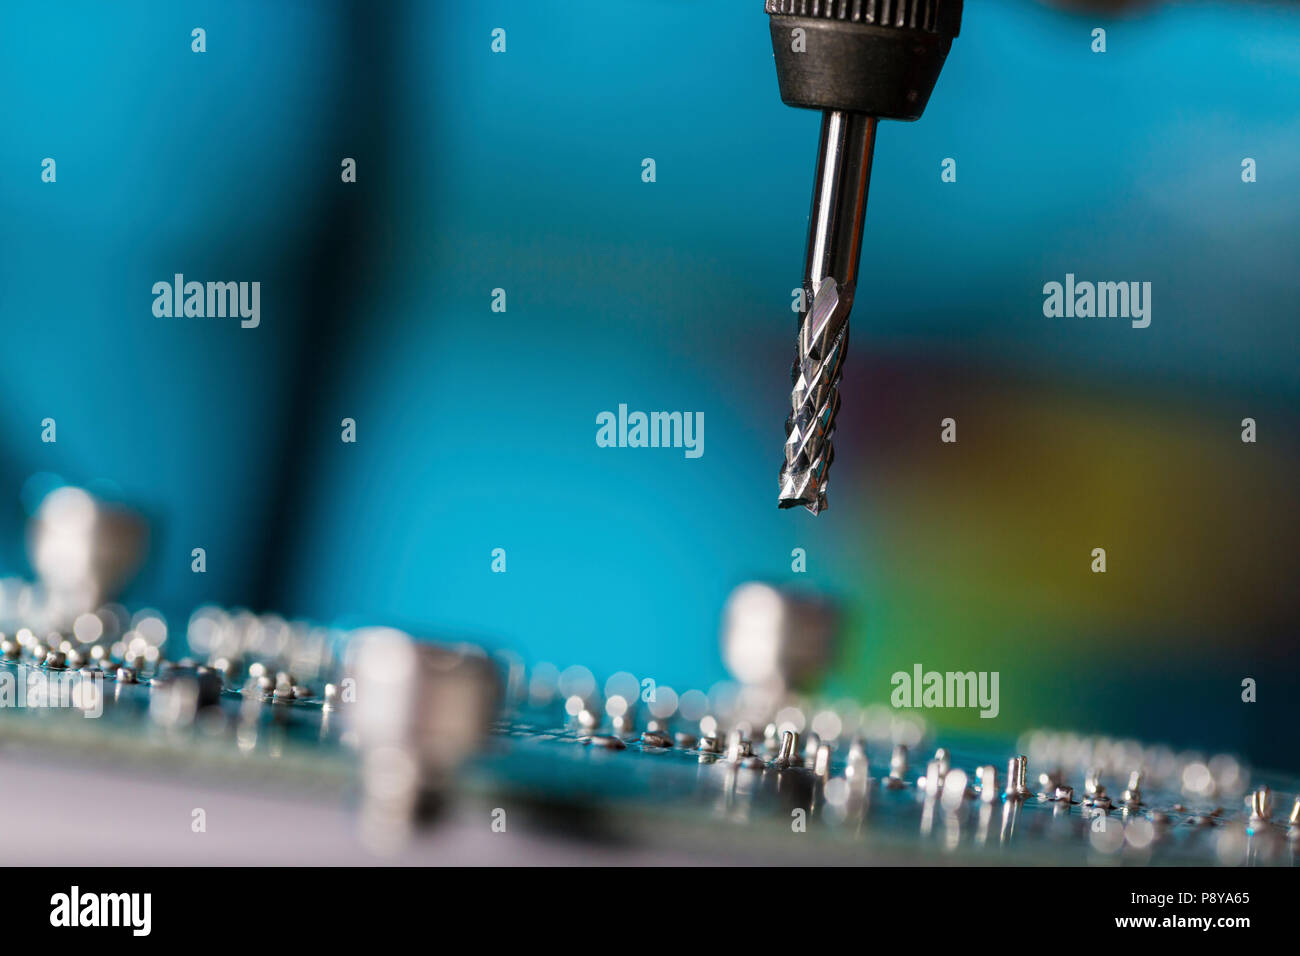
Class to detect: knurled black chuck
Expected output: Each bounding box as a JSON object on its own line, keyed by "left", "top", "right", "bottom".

{"left": 766, "top": 0, "right": 963, "bottom": 120}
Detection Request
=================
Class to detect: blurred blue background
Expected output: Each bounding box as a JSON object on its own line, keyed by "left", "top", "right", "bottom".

{"left": 3, "top": 1, "right": 1298, "bottom": 764}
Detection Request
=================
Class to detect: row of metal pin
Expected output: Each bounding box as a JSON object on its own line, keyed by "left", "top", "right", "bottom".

{"left": 591, "top": 709, "right": 1300, "bottom": 838}
{"left": 1020, "top": 729, "right": 1249, "bottom": 799}
{"left": 518, "top": 660, "right": 1300, "bottom": 855}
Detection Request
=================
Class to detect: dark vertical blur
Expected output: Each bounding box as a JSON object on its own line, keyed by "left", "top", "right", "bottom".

{"left": 249, "top": 2, "right": 405, "bottom": 612}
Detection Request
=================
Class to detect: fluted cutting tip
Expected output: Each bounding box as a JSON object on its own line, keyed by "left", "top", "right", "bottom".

{"left": 778, "top": 278, "right": 849, "bottom": 514}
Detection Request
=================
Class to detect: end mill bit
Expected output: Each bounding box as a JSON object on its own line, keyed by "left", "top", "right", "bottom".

{"left": 778, "top": 111, "right": 876, "bottom": 514}
{"left": 779, "top": 277, "right": 847, "bottom": 514}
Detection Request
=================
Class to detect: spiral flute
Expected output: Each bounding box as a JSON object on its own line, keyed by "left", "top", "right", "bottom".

{"left": 779, "top": 278, "right": 849, "bottom": 514}
{"left": 776, "top": 111, "right": 875, "bottom": 514}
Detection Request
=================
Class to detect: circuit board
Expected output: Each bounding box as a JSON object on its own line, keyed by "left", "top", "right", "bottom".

{"left": 1, "top": 621, "right": 1295, "bottom": 867}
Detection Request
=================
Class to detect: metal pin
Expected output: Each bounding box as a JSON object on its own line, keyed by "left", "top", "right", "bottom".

{"left": 933, "top": 748, "right": 951, "bottom": 776}
{"left": 1005, "top": 755, "right": 1031, "bottom": 799}
{"left": 727, "top": 731, "right": 753, "bottom": 763}
{"left": 845, "top": 739, "right": 869, "bottom": 784}
{"left": 771, "top": 730, "right": 799, "bottom": 769}
{"left": 814, "top": 743, "right": 832, "bottom": 781}
{"left": 802, "top": 732, "right": 820, "bottom": 760}
{"left": 978, "top": 765, "right": 998, "bottom": 804}
{"left": 941, "top": 769, "right": 968, "bottom": 812}
{"left": 1084, "top": 768, "right": 1105, "bottom": 800}
{"left": 728, "top": 729, "right": 765, "bottom": 769}
{"left": 1038, "top": 767, "right": 1063, "bottom": 797}
{"left": 890, "top": 744, "right": 908, "bottom": 776}
{"left": 884, "top": 743, "right": 909, "bottom": 788}
{"left": 922, "top": 759, "right": 943, "bottom": 796}
{"left": 1250, "top": 785, "right": 1271, "bottom": 821}
{"left": 1121, "top": 771, "right": 1143, "bottom": 808}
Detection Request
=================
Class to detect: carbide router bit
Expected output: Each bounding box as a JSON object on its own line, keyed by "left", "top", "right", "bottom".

{"left": 768, "top": 0, "right": 962, "bottom": 513}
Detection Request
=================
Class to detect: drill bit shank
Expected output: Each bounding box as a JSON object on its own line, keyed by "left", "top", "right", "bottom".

{"left": 779, "top": 111, "right": 876, "bottom": 514}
